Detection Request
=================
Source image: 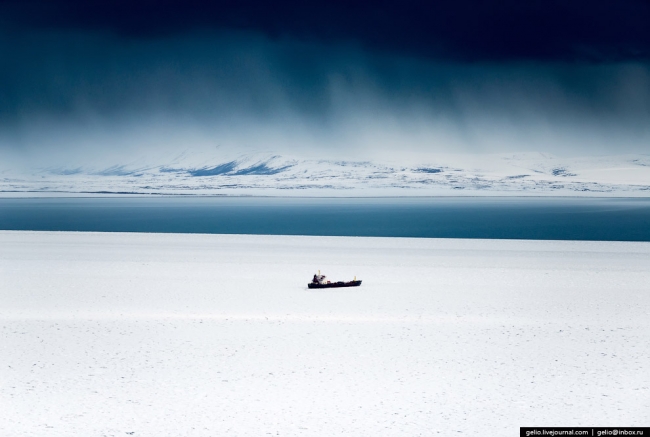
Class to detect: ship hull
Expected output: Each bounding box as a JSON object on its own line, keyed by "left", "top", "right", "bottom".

{"left": 308, "top": 280, "right": 362, "bottom": 289}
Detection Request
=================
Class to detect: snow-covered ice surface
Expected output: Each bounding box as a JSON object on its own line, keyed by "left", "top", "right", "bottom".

{"left": 2, "top": 151, "right": 650, "bottom": 196}
{"left": 1, "top": 231, "right": 649, "bottom": 436}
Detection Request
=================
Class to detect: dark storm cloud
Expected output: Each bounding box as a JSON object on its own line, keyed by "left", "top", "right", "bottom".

{"left": 2, "top": 28, "right": 648, "bottom": 124}
{"left": 2, "top": 0, "right": 650, "bottom": 62}
{"left": 0, "top": 0, "right": 649, "bottom": 161}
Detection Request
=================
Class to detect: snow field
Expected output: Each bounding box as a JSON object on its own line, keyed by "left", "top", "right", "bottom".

{"left": 1, "top": 231, "right": 649, "bottom": 436}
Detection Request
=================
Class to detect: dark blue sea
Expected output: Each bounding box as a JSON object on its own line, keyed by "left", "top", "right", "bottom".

{"left": 1, "top": 197, "right": 649, "bottom": 241}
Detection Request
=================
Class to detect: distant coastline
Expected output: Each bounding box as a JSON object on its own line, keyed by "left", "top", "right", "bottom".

{"left": 2, "top": 153, "right": 649, "bottom": 198}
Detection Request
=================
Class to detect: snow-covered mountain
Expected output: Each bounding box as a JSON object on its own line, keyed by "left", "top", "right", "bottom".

{"left": 1, "top": 151, "right": 649, "bottom": 196}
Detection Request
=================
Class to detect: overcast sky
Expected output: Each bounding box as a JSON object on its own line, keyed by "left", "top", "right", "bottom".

{"left": 1, "top": 0, "right": 649, "bottom": 165}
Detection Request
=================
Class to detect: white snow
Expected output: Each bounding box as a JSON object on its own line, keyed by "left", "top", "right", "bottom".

{"left": 1, "top": 151, "right": 650, "bottom": 196}
{"left": 1, "top": 231, "right": 649, "bottom": 436}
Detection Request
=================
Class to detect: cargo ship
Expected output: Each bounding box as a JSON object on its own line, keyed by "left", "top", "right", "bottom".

{"left": 308, "top": 271, "right": 362, "bottom": 289}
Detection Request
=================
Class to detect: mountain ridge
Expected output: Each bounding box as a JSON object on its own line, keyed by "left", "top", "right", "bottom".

{"left": 1, "top": 152, "right": 649, "bottom": 196}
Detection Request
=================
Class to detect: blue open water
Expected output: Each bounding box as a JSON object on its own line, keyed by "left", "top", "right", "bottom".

{"left": 0, "top": 197, "right": 649, "bottom": 241}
